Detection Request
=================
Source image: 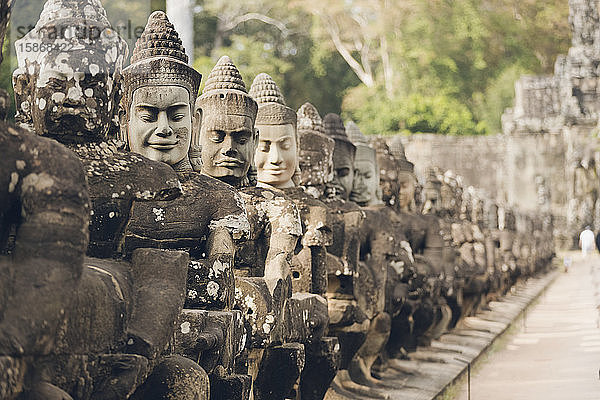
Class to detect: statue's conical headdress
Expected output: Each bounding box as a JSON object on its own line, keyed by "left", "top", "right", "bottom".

{"left": 14, "top": 0, "right": 122, "bottom": 67}
{"left": 388, "top": 135, "right": 414, "bottom": 173}
{"left": 297, "top": 102, "right": 325, "bottom": 135}
{"left": 196, "top": 55, "right": 257, "bottom": 118}
{"left": 32, "top": 0, "right": 110, "bottom": 31}
{"left": 249, "top": 73, "right": 296, "bottom": 127}
{"left": 345, "top": 121, "right": 367, "bottom": 146}
{"left": 346, "top": 121, "right": 375, "bottom": 163}
{"left": 122, "top": 11, "right": 201, "bottom": 113}
{"left": 323, "top": 113, "right": 352, "bottom": 145}
{"left": 296, "top": 102, "right": 334, "bottom": 186}
{"left": 13, "top": 0, "right": 127, "bottom": 131}
{"left": 323, "top": 113, "right": 355, "bottom": 173}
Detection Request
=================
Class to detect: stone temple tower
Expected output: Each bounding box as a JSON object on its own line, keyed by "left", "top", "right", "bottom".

{"left": 502, "top": 0, "right": 600, "bottom": 134}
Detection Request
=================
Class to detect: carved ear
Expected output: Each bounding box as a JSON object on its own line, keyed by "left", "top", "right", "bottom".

{"left": 252, "top": 127, "right": 259, "bottom": 150}
{"left": 118, "top": 104, "right": 128, "bottom": 147}
{"left": 376, "top": 184, "right": 383, "bottom": 202}
{"left": 192, "top": 98, "right": 202, "bottom": 148}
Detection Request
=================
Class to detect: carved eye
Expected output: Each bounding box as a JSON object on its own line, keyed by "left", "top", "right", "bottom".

{"left": 259, "top": 141, "right": 270, "bottom": 152}
{"left": 139, "top": 111, "right": 157, "bottom": 123}
{"left": 211, "top": 131, "right": 225, "bottom": 143}
{"left": 48, "top": 78, "right": 66, "bottom": 90}
{"left": 170, "top": 113, "right": 185, "bottom": 122}
{"left": 337, "top": 168, "right": 350, "bottom": 178}
{"left": 82, "top": 75, "right": 105, "bottom": 90}
{"left": 280, "top": 140, "right": 291, "bottom": 151}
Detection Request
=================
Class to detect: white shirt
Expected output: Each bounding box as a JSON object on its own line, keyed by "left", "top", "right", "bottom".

{"left": 580, "top": 229, "right": 595, "bottom": 251}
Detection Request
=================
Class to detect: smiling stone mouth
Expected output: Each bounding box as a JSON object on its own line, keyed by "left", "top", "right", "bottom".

{"left": 149, "top": 143, "right": 178, "bottom": 148}
{"left": 216, "top": 159, "right": 243, "bottom": 166}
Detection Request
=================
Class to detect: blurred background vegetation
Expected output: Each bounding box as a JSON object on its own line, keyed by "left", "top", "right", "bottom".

{"left": 3, "top": 0, "right": 570, "bottom": 135}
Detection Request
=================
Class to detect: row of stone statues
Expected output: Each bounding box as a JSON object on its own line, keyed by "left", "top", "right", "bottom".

{"left": 0, "top": 1, "right": 555, "bottom": 399}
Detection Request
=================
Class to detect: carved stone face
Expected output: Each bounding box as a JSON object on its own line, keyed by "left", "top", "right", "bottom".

{"left": 255, "top": 123, "right": 296, "bottom": 188}
{"left": 30, "top": 49, "right": 114, "bottom": 142}
{"left": 127, "top": 85, "right": 191, "bottom": 166}
{"left": 332, "top": 141, "right": 355, "bottom": 200}
{"left": 422, "top": 185, "right": 441, "bottom": 214}
{"left": 297, "top": 131, "right": 334, "bottom": 188}
{"left": 350, "top": 159, "right": 378, "bottom": 206}
{"left": 398, "top": 171, "right": 416, "bottom": 212}
{"left": 199, "top": 111, "right": 255, "bottom": 184}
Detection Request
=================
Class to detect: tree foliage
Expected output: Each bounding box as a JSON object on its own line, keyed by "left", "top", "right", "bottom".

{"left": 1, "top": 0, "right": 571, "bottom": 133}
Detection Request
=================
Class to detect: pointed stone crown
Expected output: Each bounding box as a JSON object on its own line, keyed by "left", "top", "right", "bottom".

{"left": 250, "top": 73, "right": 296, "bottom": 127}
{"left": 297, "top": 102, "right": 325, "bottom": 135}
{"left": 14, "top": 0, "right": 125, "bottom": 65}
{"left": 203, "top": 55, "right": 247, "bottom": 93}
{"left": 35, "top": 0, "right": 110, "bottom": 30}
{"left": 323, "top": 113, "right": 352, "bottom": 145}
{"left": 122, "top": 11, "right": 201, "bottom": 115}
{"left": 388, "top": 135, "right": 414, "bottom": 173}
{"left": 346, "top": 120, "right": 375, "bottom": 163}
{"left": 370, "top": 137, "right": 399, "bottom": 177}
{"left": 295, "top": 102, "right": 334, "bottom": 186}
{"left": 131, "top": 11, "right": 188, "bottom": 64}
{"left": 346, "top": 121, "right": 368, "bottom": 146}
{"left": 196, "top": 55, "right": 257, "bottom": 119}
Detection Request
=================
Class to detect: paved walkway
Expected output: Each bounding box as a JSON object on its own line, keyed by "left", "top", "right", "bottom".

{"left": 453, "top": 252, "right": 600, "bottom": 400}
{"left": 367, "top": 265, "right": 558, "bottom": 400}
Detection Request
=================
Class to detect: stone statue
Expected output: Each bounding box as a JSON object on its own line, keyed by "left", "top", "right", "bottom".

{"left": 119, "top": 12, "right": 253, "bottom": 399}
{"left": 196, "top": 56, "right": 301, "bottom": 296}
{"left": 448, "top": 187, "right": 488, "bottom": 318}
{"left": 344, "top": 122, "right": 407, "bottom": 396}
{"left": 0, "top": 121, "right": 90, "bottom": 399}
{"left": 317, "top": 116, "right": 393, "bottom": 399}
{"left": 323, "top": 114, "right": 355, "bottom": 201}
{"left": 250, "top": 74, "right": 337, "bottom": 400}
{"left": 386, "top": 138, "right": 448, "bottom": 350}
{"left": 422, "top": 167, "right": 443, "bottom": 216}
{"left": 13, "top": 0, "right": 127, "bottom": 141}
{"left": 250, "top": 73, "right": 299, "bottom": 190}
{"left": 195, "top": 56, "right": 307, "bottom": 399}
{"left": 10, "top": 2, "right": 205, "bottom": 398}
{"left": 435, "top": 170, "right": 466, "bottom": 328}
{"left": 121, "top": 11, "right": 249, "bottom": 309}
{"left": 296, "top": 102, "right": 336, "bottom": 199}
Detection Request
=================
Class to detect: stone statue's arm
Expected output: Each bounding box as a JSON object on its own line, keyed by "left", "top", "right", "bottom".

{"left": 422, "top": 215, "right": 445, "bottom": 274}
{"left": 205, "top": 226, "right": 236, "bottom": 309}
{"left": 264, "top": 232, "right": 297, "bottom": 295}
{"left": 264, "top": 197, "right": 302, "bottom": 295}
{"left": 0, "top": 127, "right": 89, "bottom": 355}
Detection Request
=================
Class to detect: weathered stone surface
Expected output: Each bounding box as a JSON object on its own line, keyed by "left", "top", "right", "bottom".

{"left": 173, "top": 309, "right": 246, "bottom": 374}
{"left": 300, "top": 337, "right": 341, "bottom": 400}
{"left": 252, "top": 343, "right": 305, "bottom": 400}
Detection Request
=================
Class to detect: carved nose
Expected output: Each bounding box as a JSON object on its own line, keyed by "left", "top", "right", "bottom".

{"left": 64, "top": 85, "right": 85, "bottom": 106}
{"left": 156, "top": 112, "right": 173, "bottom": 137}
{"left": 222, "top": 135, "right": 237, "bottom": 156}
{"left": 224, "top": 148, "right": 238, "bottom": 157}
{"left": 267, "top": 147, "right": 283, "bottom": 165}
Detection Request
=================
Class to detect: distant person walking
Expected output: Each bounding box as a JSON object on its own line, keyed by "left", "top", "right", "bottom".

{"left": 579, "top": 226, "right": 595, "bottom": 258}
